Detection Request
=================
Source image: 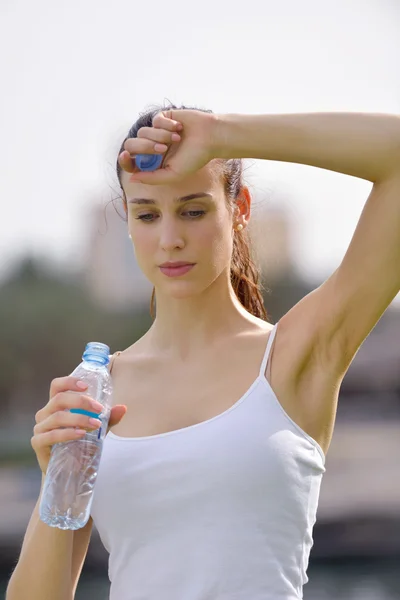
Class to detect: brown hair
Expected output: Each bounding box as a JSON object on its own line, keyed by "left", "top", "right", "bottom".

{"left": 115, "top": 103, "right": 269, "bottom": 321}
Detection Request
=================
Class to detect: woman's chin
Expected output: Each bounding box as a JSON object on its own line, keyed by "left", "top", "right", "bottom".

{"left": 157, "top": 280, "right": 203, "bottom": 300}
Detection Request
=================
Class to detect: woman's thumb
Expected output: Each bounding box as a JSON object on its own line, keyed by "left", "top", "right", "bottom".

{"left": 108, "top": 404, "right": 128, "bottom": 428}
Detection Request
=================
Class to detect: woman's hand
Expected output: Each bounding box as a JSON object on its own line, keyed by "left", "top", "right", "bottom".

{"left": 118, "top": 109, "right": 220, "bottom": 185}
{"left": 32, "top": 377, "right": 127, "bottom": 475}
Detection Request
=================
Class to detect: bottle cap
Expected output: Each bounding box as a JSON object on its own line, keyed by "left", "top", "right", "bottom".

{"left": 135, "top": 154, "right": 163, "bottom": 172}
{"left": 82, "top": 342, "right": 110, "bottom": 366}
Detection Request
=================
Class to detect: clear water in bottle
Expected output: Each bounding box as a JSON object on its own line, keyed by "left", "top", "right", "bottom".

{"left": 39, "top": 342, "right": 113, "bottom": 530}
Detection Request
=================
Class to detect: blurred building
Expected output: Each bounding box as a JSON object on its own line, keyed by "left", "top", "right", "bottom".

{"left": 248, "top": 204, "right": 293, "bottom": 280}
{"left": 85, "top": 200, "right": 152, "bottom": 312}
{"left": 342, "top": 308, "right": 400, "bottom": 393}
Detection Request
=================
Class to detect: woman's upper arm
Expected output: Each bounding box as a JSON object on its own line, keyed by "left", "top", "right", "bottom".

{"left": 71, "top": 516, "right": 94, "bottom": 597}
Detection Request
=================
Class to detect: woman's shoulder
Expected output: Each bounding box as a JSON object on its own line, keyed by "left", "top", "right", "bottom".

{"left": 108, "top": 351, "right": 122, "bottom": 374}
{"left": 108, "top": 337, "right": 153, "bottom": 374}
{"left": 108, "top": 318, "right": 275, "bottom": 375}
{"left": 241, "top": 314, "right": 275, "bottom": 339}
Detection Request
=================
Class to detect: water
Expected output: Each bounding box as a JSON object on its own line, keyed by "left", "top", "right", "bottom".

{"left": 38, "top": 341, "right": 113, "bottom": 530}
{"left": 39, "top": 438, "right": 102, "bottom": 530}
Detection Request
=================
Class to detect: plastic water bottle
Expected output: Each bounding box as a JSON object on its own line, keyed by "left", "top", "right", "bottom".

{"left": 135, "top": 154, "right": 163, "bottom": 171}
{"left": 39, "top": 342, "right": 113, "bottom": 530}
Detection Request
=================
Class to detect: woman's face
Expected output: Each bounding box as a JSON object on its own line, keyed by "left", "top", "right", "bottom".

{"left": 122, "top": 163, "right": 238, "bottom": 300}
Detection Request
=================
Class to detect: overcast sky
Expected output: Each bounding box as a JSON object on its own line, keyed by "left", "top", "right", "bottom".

{"left": 1, "top": 0, "right": 399, "bottom": 305}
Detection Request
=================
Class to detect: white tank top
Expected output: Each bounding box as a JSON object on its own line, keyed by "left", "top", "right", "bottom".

{"left": 90, "top": 322, "right": 326, "bottom": 600}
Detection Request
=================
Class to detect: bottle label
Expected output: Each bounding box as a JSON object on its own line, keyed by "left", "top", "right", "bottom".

{"left": 70, "top": 408, "right": 103, "bottom": 419}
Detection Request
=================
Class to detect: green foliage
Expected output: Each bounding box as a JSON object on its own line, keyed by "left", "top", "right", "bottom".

{"left": 0, "top": 256, "right": 151, "bottom": 422}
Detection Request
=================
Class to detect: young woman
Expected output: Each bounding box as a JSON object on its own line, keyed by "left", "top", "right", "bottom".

{"left": 8, "top": 105, "right": 400, "bottom": 600}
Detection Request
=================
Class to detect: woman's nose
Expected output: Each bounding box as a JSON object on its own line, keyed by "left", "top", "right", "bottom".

{"left": 159, "top": 221, "right": 185, "bottom": 251}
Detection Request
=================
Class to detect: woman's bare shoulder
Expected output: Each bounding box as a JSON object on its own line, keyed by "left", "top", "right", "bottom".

{"left": 108, "top": 336, "right": 151, "bottom": 374}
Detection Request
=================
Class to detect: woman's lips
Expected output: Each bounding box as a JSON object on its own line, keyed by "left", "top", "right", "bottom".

{"left": 159, "top": 264, "right": 195, "bottom": 277}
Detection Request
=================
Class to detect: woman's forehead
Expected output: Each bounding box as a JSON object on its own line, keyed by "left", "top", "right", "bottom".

{"left": 121, "top": 162, "right": 223, "bottom": 199}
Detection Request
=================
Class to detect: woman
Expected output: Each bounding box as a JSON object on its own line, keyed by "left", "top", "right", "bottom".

{"left": 94, "top": 104, "right": 400, "bottom": 599}
{"left": 8, "top": 104, "right": 400, "bottom": 600}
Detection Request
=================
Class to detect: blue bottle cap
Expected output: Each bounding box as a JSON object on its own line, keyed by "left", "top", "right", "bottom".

{"left": 135, "top": 154, "right": 163, "bottom": 172}
{"left": 82, "top": 342, "right": 110, "bottom": 365}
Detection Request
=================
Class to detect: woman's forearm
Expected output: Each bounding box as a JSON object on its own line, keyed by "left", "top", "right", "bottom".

{"left": 6, "top": 477, "right": 74, "bottom": 600}
{"left": 215, "top": 112, "right": 400, "bottom": 183}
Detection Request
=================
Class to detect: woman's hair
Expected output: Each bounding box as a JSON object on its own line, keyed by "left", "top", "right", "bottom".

{"left": 115, "top": 103, "right": 269, "bottom": 322}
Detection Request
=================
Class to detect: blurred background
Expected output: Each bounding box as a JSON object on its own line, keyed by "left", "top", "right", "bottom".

{"left": 1, "top": 0, "right": 399, "bottom": 598}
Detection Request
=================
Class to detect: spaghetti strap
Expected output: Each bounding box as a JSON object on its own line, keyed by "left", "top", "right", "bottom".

{"left": 259, "top": 322, "right": 279, "bottom": 378}
{"left": 108, "top": 351, "right": 122, "bottom": 375}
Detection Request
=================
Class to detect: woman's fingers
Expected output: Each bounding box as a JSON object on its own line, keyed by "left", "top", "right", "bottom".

{"left": 118, "top": 140, "right": 168, "bottom": 174}
{"left": 107, "top": 405, "right": 128, "bottom": 432}
{"left": 153, "top": 111, "right": 183, "bottom": 132}
{"left": 118, "top": 111, "right": 183, "bottom": 176}
{"left": 120, "top": 127, "right": 181, "bottom": 175}
{"left": 123, "top": 137, "right": 169, "bottom": 157}
{"left": 118, "top": 150, "right": 135, "bottom": 173}
{"left": 123, "top": 128, "right": 181, "bottom": 157}
{"left": 137, "top": 127, "right": 181, "bottom": 145}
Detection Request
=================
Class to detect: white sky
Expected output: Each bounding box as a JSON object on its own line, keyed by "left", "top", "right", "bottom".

{"left": 0, "top": 0, "right": 399, "bottom": 304}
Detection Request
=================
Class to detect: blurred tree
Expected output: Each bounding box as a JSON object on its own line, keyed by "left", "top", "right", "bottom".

{"left": 0, "top": 255, "right": 152, "bottom": 420}
{"left": 262, "top": 271, "right": 313, "bottom": 323}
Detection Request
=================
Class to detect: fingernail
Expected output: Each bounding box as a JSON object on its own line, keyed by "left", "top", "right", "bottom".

{"left": 77, "top": 381, "right": 88, "bottom": 389}
{"left": 91, "top": 401, "right": 103, "bottom": 411}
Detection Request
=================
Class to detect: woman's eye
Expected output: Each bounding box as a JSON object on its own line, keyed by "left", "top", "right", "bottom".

{"left": 136, "top": 213, "right": 155, "bottom": 222}
{"left": 183, "top": 210, "right": 206, "bottom": 218}
{"left": 136, "top": 210, "right": 205, "bottom": 223}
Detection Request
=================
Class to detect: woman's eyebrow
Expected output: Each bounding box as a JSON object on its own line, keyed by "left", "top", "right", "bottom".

{"left": 128, "top": 193, "right": 213, "bottom": 205}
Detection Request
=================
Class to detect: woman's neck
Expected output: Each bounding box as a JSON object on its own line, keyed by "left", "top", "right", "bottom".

{"left": 144, "top": 282, "right": 259, "bottom": 361}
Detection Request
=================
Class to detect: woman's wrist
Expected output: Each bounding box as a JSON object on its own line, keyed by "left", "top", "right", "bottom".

{"left": 212, "top": 113, "right": 240, "bottom": 160}
{"left": 212, "top": 113, "right": 263, "bottom": 161}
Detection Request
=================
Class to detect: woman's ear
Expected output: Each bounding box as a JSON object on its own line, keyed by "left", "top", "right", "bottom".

{"left": 235, "top": 186, "right": 251, "bottom": 223}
